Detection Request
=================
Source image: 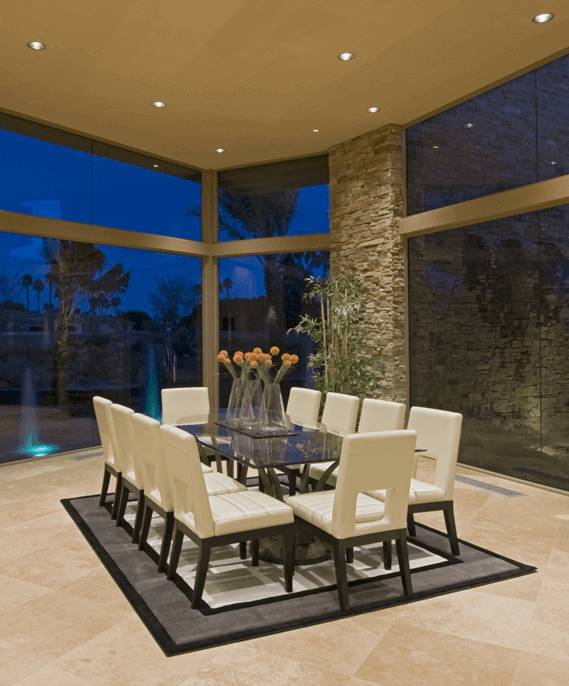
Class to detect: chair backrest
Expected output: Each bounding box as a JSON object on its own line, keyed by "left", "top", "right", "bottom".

{"left": 358, "top": 398, "right": 406, "bottom": 433}
{"left": 92, "top": 396, "right": 116, "bottom": 466}
{"left": 109, "top": 404, "right": 142, "bottom": 487}
{"left": 332, "top": 430, "right": 417, "bottom": 539}
{"left": 407, "top": 407, "right": 463, "bottom": 500}
{"left": 160, "top": 425, "right": 214, "bottom": 538}
{"left": 131, "top": 413, "right": 173, "bottom": 511}
{"left": 321, "top": 392, "right": 359, "bottom": 435}
{"left": 161, "top": 387, "right": 210, "bottom": 425}
{"left": 286, "top": 387, "right": 321, "bottom": 428}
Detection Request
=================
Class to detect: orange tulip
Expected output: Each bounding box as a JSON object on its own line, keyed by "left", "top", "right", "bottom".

{"left": 253, "top": 347, "right": 262, "bottom": 354}
{"left": 281, "top": 353, "right": 290, "bottom": 362}
{"left": 233, "top": 352, "right": 243, "bottom": 363}
{"left": 245, "top": 352, "right": 252, "bottom": 360}
{"left": 235, "top": 351, "right": 244, "bottom": 358}
{"left": 270, "top": 346, "right": 280, "bottom": 356}
{"left": 216, "top": 354, "right": 226, "bottom": 363}
{"left": 283, "top": 360, "right": 292, "bottom": 368}
{"left": 250, "top": 360, "right": 258, "bottom": 369}
{"left": 290, "top": 354, "right": 299, "bottom": 364}
{"left": 219, "top": 350, "right": 229, "bottom": 358}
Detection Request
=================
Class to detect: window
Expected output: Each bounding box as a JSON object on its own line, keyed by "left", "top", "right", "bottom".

{"left": 0, "top": 230, "right": 202, "bottom": 463}
{"left": 408, "top": 206, "right": 569, "bottom": 490}
{"left": 218, "top": 251, "right": 329, "bottom": 404}
{"left": 218, "top": 156, "right": 329, "bottom": 240}
{"left": 0, "top": 113, "right": 201, "bottom": 239}
{"left": 406, "top": 53, "right": 569, "bottom": 215}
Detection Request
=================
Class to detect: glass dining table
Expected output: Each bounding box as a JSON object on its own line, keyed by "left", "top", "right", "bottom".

{"left": 180, "top": 413, "right": 344, "bottom": 500}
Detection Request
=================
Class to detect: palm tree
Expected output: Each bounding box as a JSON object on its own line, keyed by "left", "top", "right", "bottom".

{"left": 22, "top": 273, "right": 33, "bottom": 311}
{"left": 46, "top": 272, "right": 57, "bottom": 307}
{"left": 221, "top": 277, "right": 234, "bottom": 299}
{"left": 33, "top": 279, "right": 45, "bottom": 311}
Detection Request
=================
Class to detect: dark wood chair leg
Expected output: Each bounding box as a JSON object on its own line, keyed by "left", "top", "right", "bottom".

{"left": 138, "top": 502, "right": 153, "bottom": 550}
{"left": 99, "top": 467, "right": 111, "bottom": 507}
{"left": 115, "top": 482, "right": 129, "bottom": 527}
{"left": 281, "top": 530, "right": 295, "bottom": 593}
{"left": 132, "top": 491, "right": 145, "bottom": 543}
{"left": 226, "top": 459, "right": 234, "bottom": 478}
{"left": 214, "top": 453, "right": 223, "bottom": 472}
{"left": 443, "top": 501, "right": 460, "bottom": 556}
{"left": 346, "top": 547, "right": 354, "bottom": 563}
{"left": 287, "top": 471, "right": 297, "bottom": 496}
{"left": 239, "top": 541, "right": 247, "bottom": 559}
{"left": 383, "top": 540, "right": 392, "bottom": 570}
{"left": 395, "top": 533, "right": 413, "bottom": 596}
{"left": 251, "top": 539, "right": 259, "bottom": 566}
{"left": 111, "top": 472, "right": 123, "bottom": 520}
{"left": 332, "top": 540, "right": 350, "bottom": 610}
{"left": 158, "top": 511, "right": 175, "bottom": 573}
{"left": 191, "top": 542, "right": 211, "bottom": 609}
{"left": 167, "top": 525, "right": 184, "bottom": 580}
{"left": 407, "top": 511, "right": 417, "bottom": 537}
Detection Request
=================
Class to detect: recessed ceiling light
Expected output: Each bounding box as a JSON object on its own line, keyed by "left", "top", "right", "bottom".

{"left": 313, "top": 128, "right": 320, "bottom": 133}
{"left": 432, "top": 145, "right": 440, "bottom": 150}
{"left": 464, "top": 122, "right": 474, "bottom": 128}
{"left": 367, "top": 106, "right": 380, "bottom": 114}
{"left": 532, "top": 12, "right": 553, "bottom": 23}
{"left": 337, "top": 51, "right": 355, "bottom": 62}
{"left": 550, "top": 160, "right": 557, "bottom": 165}
{"left": 152, "top": 101, "right": 166, "bottom": 108}
{"left": 216, "top": 148, "right": 225, "bottom": 154}
{"left": 27, "top": 40, "right": 46, "bottom": 50}
{"left": 153, "top": 163, "right": 159, "bottom": 168}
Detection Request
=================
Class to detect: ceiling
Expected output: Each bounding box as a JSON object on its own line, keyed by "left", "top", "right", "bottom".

{"left": 1, "top": 0, "right": 569, "bottom": 170}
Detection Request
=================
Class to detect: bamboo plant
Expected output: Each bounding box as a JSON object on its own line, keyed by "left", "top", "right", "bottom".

{"left": 292, "top": 273, "right": 379, "bottom": 397}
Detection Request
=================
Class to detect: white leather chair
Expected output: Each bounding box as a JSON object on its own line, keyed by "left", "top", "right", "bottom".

{"left": 288, "top": 430, "right": 417, "bottom": 610}
{"left": 310, "top": 397, "right": 407, "bottom": 487}
{"left": 162, "top": 386, "right": 227, "bottom": 474}
{"left": 132, "top": 413, "right": 246, "bottom": 571}
{"left": 162, "top": 425, "right": 295, "bottom": 608}
{"left": 161, "top": 387, "right": 210, "bottom": 425}
{"left": 110, "top": 404, "right": 148, "bottom": 543}
{"left": 320, "top": 392, "right": 360, "bottom": 435}
{"left": 93, "top": 396, "right": 121, "bottom": 516}
{"left": 286, "top": 387, "right": 321, "bottom": 429}
{"left": 368, "top": 406, "right": 463, "bottom": 555}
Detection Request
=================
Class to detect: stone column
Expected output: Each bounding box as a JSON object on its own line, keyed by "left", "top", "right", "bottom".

{"left": 329, "top": 124, "right": 407, "bottom": 403}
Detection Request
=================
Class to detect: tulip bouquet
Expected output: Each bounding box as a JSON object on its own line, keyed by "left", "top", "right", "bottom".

{"left": 217, "top": 346, "right": 299, "bottom": 383}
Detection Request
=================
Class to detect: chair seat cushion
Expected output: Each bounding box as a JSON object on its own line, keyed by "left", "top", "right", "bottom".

{"left": 286, "top": 490, "right": 386, "bottom": 535}
{"left": 204, "top": 472, "right": 246, "bottom": 496}
{"left": 201, "top": 463, "right": 212, "bottom": 473}
{"left": 367, "top": 479, "right": 445, "bottom": 504}
{"left": 308, "top": 461, "right": 338, "bottom": 485}
{"left": 206, "top": 490, "right": 293, "bottom": 536}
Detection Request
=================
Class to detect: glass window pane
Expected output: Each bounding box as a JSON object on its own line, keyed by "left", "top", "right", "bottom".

{"left": 92, "top": 144, "right": 202, "bottom": 240}
{"left": 0, "top": 230, "right": 202, "bottom": 464}
{"left": 0, "top": 127, "right": 92, "bottom": 223}
{"left": 218, "top": 156, "right": 329, "bottom": 240}
{"left": 0, "top": 113, "right": 202, "bottom": 239}
{"left": 218, "top": 251, "right": 329, "bottom": 404}
{"left": 409, "top": 210, "right": 569, "bottom": 491}
{"left": 537, "top": 54, "right": 569, "bottom": 181}
{"left": 406, "top": 72, "right": 537, "bottom": 214}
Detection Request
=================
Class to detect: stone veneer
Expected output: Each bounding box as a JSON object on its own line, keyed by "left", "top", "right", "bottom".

{"left": 328, "top": 125, "right": 407, "bottom": 403}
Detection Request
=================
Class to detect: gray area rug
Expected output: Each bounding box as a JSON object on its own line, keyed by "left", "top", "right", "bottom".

{"left": 62, "top": 494, "right": 536, "bottom": 656}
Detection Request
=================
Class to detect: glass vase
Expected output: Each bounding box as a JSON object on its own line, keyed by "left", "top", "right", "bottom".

{"left": 225, "top": 377, "right": 244, "bottom": 426}
{"left": 260, "top": 382, "right": 288, "bottom": 429}
{"left": 239, "top": 378, "right": 263, "bottom": 429}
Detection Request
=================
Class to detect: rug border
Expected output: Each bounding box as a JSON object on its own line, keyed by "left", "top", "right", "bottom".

{"left": 61, "top": 495, "right": 537, "bottom": 657}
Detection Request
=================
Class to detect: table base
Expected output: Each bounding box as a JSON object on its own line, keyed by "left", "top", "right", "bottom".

{"left": 259, "top": 519, "right": 331, "bottom": 565}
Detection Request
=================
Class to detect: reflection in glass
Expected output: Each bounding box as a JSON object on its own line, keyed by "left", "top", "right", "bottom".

{"left": 0, "top": 231, "right": 202, "bottom": 463}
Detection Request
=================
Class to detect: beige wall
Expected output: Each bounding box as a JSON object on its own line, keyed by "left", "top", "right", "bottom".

{"left": 329, "top": 125, "right": 408, "bottom": 403}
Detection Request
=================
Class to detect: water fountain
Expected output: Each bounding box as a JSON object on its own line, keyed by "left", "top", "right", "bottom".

{"left": 144, "top": 345, "right": 161, "bottom": 420}
{"left": 18, "top": 365, "right": 57, "bottom": 457}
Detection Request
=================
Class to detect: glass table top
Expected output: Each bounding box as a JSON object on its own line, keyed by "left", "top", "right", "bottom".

{"left": 180, "top": 415, "right": 343, "bottom": 469}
